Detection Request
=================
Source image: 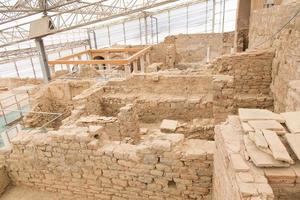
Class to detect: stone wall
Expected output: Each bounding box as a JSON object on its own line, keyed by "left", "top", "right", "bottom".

{"left": 151, "top": 32, "right": 235, "bottom": 69}
{"left": 0, "top": 165, "right": 10, "bottom": 196}
{"left": 212, "top": 50, "right": 274, "bottom": 111}
{"left": 74, "top": 73, "right": 214, "bottom": 123}
{"left": 249, "top": 2, "right": 300, "bottom": 112}
{"left": 1, "top": 129, "right": 215, "bottom": 200}
{"left": 72, "top": 104, "right": 140, "bottom": 143}
{"left": 212, "top": 75, "right": 234, "bottom": 124}
{"left": 24, "top": 79, "right": 94, "bottom": 128}
{"left": 0, "top": 78, "right": 42, "bottom": 90}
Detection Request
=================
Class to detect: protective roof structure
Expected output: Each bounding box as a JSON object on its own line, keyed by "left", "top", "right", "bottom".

{"left": 0, "top": 0, "right": 178, "bottom": 47}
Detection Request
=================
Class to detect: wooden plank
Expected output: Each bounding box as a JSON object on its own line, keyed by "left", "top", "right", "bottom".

{"left": 286, "top": 134, "right": 300, "bottom": 160}
{"left": 127, "top": 46, "right": 152, "bottom": 62}
{"left": 56, "top": 50, "right": 90, "bottom": 61}
{"left": 262, "top": 129, "right": 293, "bottom": 164}
{"left": 89, "top": 48, "right": 142, "bottom": 53}
{"left": 48, "top": 59, "right": 128, "bottom": 65}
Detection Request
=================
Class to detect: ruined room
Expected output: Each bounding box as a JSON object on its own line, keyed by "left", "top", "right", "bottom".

{"left": 0, "top": 0, "right": 299, "bottom": 199}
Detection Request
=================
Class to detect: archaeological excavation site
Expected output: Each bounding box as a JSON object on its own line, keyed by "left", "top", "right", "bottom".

{"left": 0, "top": 0, "right": 300, "bottom": 199}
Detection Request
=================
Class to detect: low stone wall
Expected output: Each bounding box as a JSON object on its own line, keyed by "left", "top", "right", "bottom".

{"left": 176, "top": 119, "right": 215, "bottom": 140}
{"left": 74, "top": 73, "right": 215, "bottom": 123}
{"left": 0, "top": 78, "right": 42, "bottom": 90}
{"left": 1, "top": 129, "right": 215, "bottom": 200}
{"left": 135, "top": 96, "right": 213, "bottom": 123}
{"left": 74, "top": 104, "right": 140, "bottom": 142}
{"left": 73, "top": 71, "right": 264, "bottom": 126}
{"left": 150, "top": 32, "right": 235, "bottom": 69}
{"left": 212, "top": 75, "right": 234, "bottom": 124}
{"left": 212, "top": 50, "right": 274, "bottom": 111}
{"left": 0, "top": 165, "right": 10, "bottom": 196}
{"left": 24, "top": 79, "right": 94, "bottom": 128}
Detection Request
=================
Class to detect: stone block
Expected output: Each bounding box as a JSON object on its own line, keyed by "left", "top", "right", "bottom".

{"left": 160, "top": 119, "right": 178, "bottom": 133}
{"left": 281, "top": 111, "right": 300, "bottom": 134}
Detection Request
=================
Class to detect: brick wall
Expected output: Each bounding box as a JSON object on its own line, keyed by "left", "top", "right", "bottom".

{"left": 1, "top": 129, "right": 214, "bottom": 200}
{"left": 0, "top": 165, "right": 10, "bottom": 195}
{"left": 212, "top": 50, "right": 274, "bottom": 111}
{"left": 150, "top": 32, "right": 235, "bottom": 69}
{"left": 249, "top": 2, "right": 300, "bottom": 112}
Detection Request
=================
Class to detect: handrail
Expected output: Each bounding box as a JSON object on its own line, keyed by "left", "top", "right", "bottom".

{"left": 56, "top": 50, "right": 90, "bottom": 61}
{"left": 127, "top": 46, "right": 152, "bottom": 62}
{"left": 0, "top": 109, "right": 63, "bottom": 147}
{"left": 49, "top": 59, "right": 128, "bottom": 65}
{"left": 48, "top": 46, "right": 152, "bottom": 66}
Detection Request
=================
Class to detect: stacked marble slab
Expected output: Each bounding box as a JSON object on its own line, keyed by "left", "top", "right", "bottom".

{"left": 213, "top": 109, "right": 300, "bottom": 200}
{"left": 239, "top": 109, "right": 300, "bottom": 167}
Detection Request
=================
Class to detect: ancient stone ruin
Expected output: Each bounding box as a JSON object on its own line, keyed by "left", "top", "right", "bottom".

{"left": 0, "top": 1, "right": 300, "bottom": 200}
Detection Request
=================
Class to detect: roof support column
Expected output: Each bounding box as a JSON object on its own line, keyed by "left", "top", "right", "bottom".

{"left": 35, "top": 37, "right": 51, "bottom": 83}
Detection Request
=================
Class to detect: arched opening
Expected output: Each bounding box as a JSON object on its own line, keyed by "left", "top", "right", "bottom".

{"left": 93, "top": 56, "right": 105, "bottom": 70}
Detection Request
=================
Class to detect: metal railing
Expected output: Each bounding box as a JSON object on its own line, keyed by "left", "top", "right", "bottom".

{"left": 0, "top": 91, "right": 30, "bottom": 126}
{"left": 0, "top": 91, "right": 64, "bottom": 148}
{"left": 0, "top": 109, "right": 63, "bottom": 148}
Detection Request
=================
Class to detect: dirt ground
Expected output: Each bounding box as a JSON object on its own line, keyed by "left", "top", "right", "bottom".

{"left": 0, "top": 185, "right": 65, "bottom": 200}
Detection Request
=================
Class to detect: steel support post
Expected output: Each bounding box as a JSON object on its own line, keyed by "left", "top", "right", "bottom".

{"left": 168, "top": 10, "right": 171, "bottom": 35}
{"left": 205, "top": 0, "right": 208, "bottom": 32}
{"left": 222, "top": 0, "right": 226, "bottom": 32}
{"left": 13, "top": 61, "right": 20, "bottom": 77}
{"left": 144, "top": 16, "right": 148, "bottom": 45}
{"left": 35, "top": 37, "right": 51, "bottom": 83}
{"left": 139, "top": 18, "right": 143, "bottom": 45}
{"left": 30, "top": 57, "right": 37, "bottom": 78}
{"left": 186, "top": 5, "right": 189, "bottom": 34}
{"left": 123, "top": 23, "right": 127, "bottom": 44}
{"left": 93, "top": 30, "right": 98, "bottom": 49}
{"left": 212, "top": 0, "right": 216, "bottom": 32}
{"left": 107, "top": 26, "right": 111, "bottom": 46}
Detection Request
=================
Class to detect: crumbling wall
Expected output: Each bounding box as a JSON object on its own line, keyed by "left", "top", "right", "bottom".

{"left": 24, "top": 80, "right": 93, "bottom": 128}
{"left": 212, "top": 75, "right": 234, "bottom": 124}
{"left": 0, "top": 165, "right": 10, "bottom": 196}
{"left": 151, "top": 32, "right": 235, "bottom": 69}
{"left": 0, "top": 78, "right": 42, "bottom": 90}
{"left": 74, "top": 104, "right": 140, "bottom": 142}
{"left": 212, "top": 50, "right": 274, "bottom": 111}
{"left": 1, "top": 130, "right": 215, "bottom": 200}
{"left": 74, "top": 73, "right": 215, "bottom": 123}
{"left": 249, "top": 2, "right": 300, "bottom": 112}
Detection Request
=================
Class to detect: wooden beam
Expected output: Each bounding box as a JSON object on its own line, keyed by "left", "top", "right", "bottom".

{"left": 89, "top": 48, "right": 142, "bottom": 53}
{"left": 56, "top": 50, "right": 90, "bottom": 61}
{"left": 49, "top": 46, "right": 152, "bottom": 67}
{"left": 128, "top": 46, "right": 152, "bottom": 62}
{"left": 48, "top": 59, "right": 128, "bottom": 65}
